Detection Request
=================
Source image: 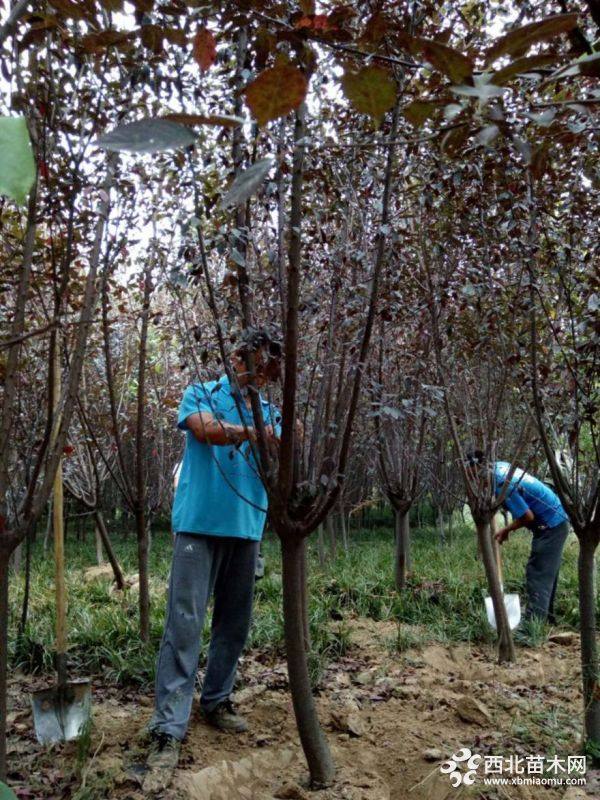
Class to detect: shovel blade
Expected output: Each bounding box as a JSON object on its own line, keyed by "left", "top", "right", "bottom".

{"left": 31, "top": 681, "right": 91, "bottom": 744}
{"left": 485, "top": 593, "right": 521, "bottom": 631}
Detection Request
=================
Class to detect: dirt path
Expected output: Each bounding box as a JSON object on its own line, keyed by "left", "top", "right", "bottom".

{"left": 6, "top": 618, "right": 598, "bottom": 799}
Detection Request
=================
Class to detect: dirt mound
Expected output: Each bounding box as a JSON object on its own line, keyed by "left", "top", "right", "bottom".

{"left": 5, "top": 616, "right": 591, "bottom": 799}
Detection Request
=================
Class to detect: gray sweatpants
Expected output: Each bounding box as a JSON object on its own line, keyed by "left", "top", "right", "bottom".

{"left": 525, "top": 521, "right": 569, "bottom": 622}
{"left": 150, "top": 532, "right": 259, "bottom": 740}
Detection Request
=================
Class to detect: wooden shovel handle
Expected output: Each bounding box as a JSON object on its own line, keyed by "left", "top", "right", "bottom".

{"left": 52, "top": 340, "right": 67, "bottom": 682}
{"left": 491, "top": 515, "right": 504, "bottom": 587}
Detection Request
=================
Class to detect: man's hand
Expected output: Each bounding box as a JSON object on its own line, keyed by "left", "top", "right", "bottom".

{"left": 264, "top": 424, "right": 279, "bottom": 446}
{"left": 495, "top": 527, "right": 510, "bottom": 544}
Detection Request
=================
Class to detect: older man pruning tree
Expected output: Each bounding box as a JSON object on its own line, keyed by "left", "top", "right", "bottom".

{"left": 467, "top": 452, "right": 569, "bottom": 629}
{"left": 142, "top": 330, "right": 281, "bottom": 792}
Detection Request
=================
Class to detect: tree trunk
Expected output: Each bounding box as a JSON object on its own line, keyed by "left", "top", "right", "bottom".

{"left": 136, "top": 505, "right": 150, "bottom": 642}
{"left": 339, "top": 512, "right": 348, "bottom": 552}
{"left": 18, "top": 522, "right": 33, "bottom": 638}
{"left": 94, "top": 510, "right": 125, "bottom": 590}
{"left": 326, "top": 514, "right": 336, "bottom": 561}
{"left": 95, "top": 524, "right": 104, "bottom": 565}
{"left": 281, "top": 537, "right": 334, "bottom": 786}
{"left": 299, "top": 538, "right": 310, "bottom": 651}
{"left": 578, "top": 533, "right": 600, "bottom": 752}
{"left": 394, "top": 508, "right": 410, "bottom": 591}
{"left": 43, "top": 497, "right": 52, "bottom": 551}
{"left": 11, "top": 542, "right": 21, "bottom": 574}
{"left": 135, "top": 262, "right": 152, "bottom": 642}
{"left": 476, "top": 518, "right": 515, "bottom": 663}
{"left": 0, "top": 554, "right": 9, "bottom": 780}
{"left": 316, "top": 524, "right": 326, "bottom": 568}
{"left": 437, "top": 508, "right": 445, "bottom": 542}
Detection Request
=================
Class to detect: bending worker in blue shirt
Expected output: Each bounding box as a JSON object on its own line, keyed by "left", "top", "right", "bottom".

{"left": 143, "top": 330, "right": 281, "bottom": 793}
{"left": 467, "top": 452, "right": 569, "bottom": 625}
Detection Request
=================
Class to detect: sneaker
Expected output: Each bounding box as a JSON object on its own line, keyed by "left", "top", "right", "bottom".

{"left": 142, "top": 730, "right": 181, "bottom": 794}
{"left": 203, "top": 699, "right": 248, "bottom": 733}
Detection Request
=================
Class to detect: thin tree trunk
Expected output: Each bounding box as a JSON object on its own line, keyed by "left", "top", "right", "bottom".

{"left": 281, "top": 537, "right": 334, "bottom": 786}
{"left": 339, "top": 512, "right": 348, "bottom": 552}
{"left": 0, "top": 556, "right": 9, "bottom": 780}
{"left": 18, "top": 522, "right": 33, "bottom": 638}
{"left": 135, "top": 263, "right": 152, "bottom": 642}
{"left": 326, "top": 514, "right": 336, "bottom": 561}
{"left": 437, "top": 508, "right": 445, "bottom": 542}
{"left": 93, "top": 510, "right": 125, "bottom": 590}
{"left": 578, "top": 533, "right": 600, "bottom": 750}
{"left": 477, "top": 519, "right": 515, "bottom": 663}
{"left": 11, "top": 542, "right": 21, "bottom": 574}
{"left": 136, "top": 506, "right": 149, "bottom": 642}
{"left": 95, "top": 524, "right": 104, "bottom": 565}
{"left": 316, "top": 524, "right": 326, "bottom": 568}
{"left": 43, "top": 497, "right": 53, "bottom": 551}
{"left": 394, "top": 508, "right": 410, "bottom": 591}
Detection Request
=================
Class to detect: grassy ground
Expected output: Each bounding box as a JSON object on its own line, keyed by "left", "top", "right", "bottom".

{"left": 8, "top": 516, "right": 584, "bottom": 690}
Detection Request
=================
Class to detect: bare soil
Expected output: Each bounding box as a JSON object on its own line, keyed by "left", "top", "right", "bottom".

{"left": 6, "top": 618, "right": 599, "bottom": 800}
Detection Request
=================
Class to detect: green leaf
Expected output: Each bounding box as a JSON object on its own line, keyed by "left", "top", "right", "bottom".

{"left": 341, "top": 66, "right": 396, "bottom": 122}
{"left": 485, "top": 13, "right": 578, "bottom": 65}
{"left": 413, "top": 39, "right": 473, "bottom": 84}
{"left": 244, "top": 63, "right": 308, "bottom": 126}
{"left": 93, "top": 119, "right": 196, "bottom": 153}
{"left": 221, "top": 158, "right": 274, "bottom": 208}
{"left": 0, "top": 117, "right": 36, "bottom": 206}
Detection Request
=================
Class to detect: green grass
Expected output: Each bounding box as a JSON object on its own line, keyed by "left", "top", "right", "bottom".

{"left": 7, "top": 520, "right": 584, "bottom": 688}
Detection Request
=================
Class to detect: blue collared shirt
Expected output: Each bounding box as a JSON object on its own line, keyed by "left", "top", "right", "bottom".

{"left": 172, "top": 376, "right": 280, "bottom": 540}
{"left": 494, "top": 461, "right": 568, "bottom": 531}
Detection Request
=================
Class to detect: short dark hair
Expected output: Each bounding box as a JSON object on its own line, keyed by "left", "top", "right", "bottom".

{"left": 235, "top": 328, "right": 282, "bottom": 360}
{"left": 465, "top": 449, "right": 486, "bottom": 467}
{"left": 234, "top": 327, "right": 282, "bottom": 381}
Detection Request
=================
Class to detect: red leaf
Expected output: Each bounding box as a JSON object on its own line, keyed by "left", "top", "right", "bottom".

{"left": 193, "top": 27, "right": 216, "bottom": 73}
{"left": 245, "top": 62, "right": 308, "bottom": 126}
{"left": 295, "top": 14, "right": 335, "bottom": 31}
{"left": 63, "top": 445, "right": 75, "bottom": 456}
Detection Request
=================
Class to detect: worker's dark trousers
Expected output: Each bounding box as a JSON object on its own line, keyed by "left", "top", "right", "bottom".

{"left": 150, "top": 532, "right": 258, "bottom": 740}
{"left": 525, "top": 521, "right": 569, "bottom": 622}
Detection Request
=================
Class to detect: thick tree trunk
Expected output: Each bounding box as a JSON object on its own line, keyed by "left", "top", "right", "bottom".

{"left": 94, "top": 510, "right": 125, "bottom": 590}
{"left": 578, "top": 533, "right": 600, "bottom": 751}
{"left": 394, "top": 508, "right": 410, "bottom": 591}
{"left": 299, "top": 538, "right": 310, "bottom": 651}
{"left": 281, "top": 537, "right": 334, "bottom": 786}
{"left": 0, "top": 554, "right": 9, "bottom": 780}
{"left": 476, "top": 518, "right": 515, "bottom": 663}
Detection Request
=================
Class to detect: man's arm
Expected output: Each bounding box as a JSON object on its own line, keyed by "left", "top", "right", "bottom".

{"left": 495, "top": 509, "right": 535, "bottom": 543}
{"left": 186, "top": 412, "right": 251, "bottom": 446}
{"left": 185, "top": 412, "right": 277, "bottom": 447}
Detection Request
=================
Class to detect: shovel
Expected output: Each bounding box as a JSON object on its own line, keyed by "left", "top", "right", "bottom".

{"left": 485, "top": 518, "right": 521, "bottom": 631}
{"left": 31, "top": 344, "right": 91, "bottom": 744}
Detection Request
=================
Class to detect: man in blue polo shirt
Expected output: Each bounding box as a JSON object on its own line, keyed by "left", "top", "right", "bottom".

{"left": 143, "top": 331, "right": 281, "bottom": 792}
{"left": 467, "top": 452, "right": 569, "bottom": 626}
